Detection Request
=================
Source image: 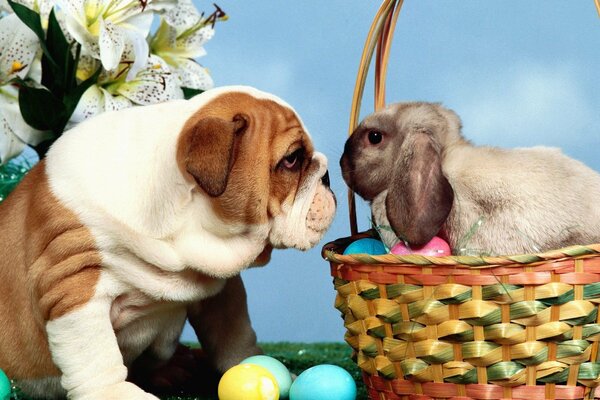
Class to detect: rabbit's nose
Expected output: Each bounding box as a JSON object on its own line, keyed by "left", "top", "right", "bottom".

{"left": 321, "top": 171, "right": 330, "bottom": 187}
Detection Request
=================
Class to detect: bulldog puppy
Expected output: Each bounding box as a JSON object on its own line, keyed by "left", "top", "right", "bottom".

{"left": 0, "top": 86, "right": 336, "bottom": 399}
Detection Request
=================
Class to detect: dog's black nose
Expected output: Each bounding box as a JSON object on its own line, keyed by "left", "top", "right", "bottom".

{"left": 321, "top": 170, "right": 330, "bottom": 187}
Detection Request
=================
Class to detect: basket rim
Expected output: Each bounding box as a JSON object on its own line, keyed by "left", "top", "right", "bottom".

{"left": 322, "top": 231, "right": 600, "bottom": 268}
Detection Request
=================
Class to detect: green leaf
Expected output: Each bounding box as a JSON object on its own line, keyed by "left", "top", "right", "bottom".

{"left": 7, "top": 1, "right": 56, "bottom": 67}
{"left": 42, "top": 8, "right": 74, "bottom": 96}
{"left": 18, "top": 85, "right": 66, "bottom": 132}
{"left": 182, "top": 87, "right": 205, "bottom": 100}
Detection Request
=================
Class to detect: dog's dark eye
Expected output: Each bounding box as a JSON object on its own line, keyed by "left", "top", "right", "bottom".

{"left": 281, "top": 149, "right": 304, "bottom": 170}
{"left": 367, "top": 130, "right": 383, "bottom": 145}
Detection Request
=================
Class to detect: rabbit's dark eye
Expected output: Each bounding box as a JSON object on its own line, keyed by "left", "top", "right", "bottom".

{"left": 368, "top": 130, "right": 383, "bottom": 145}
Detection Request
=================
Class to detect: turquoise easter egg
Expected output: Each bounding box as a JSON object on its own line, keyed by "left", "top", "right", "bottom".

{"left": 343, "top": 238, "right": 386, "bottom": 255}
{"left": 289, "top": 364, "right": 356, "bottom": 400}
{"left": 241, "top": 355, "right": 293, "bottom": 398}
{"left": 0, "top": 369, "right": 11, "bottom": 400}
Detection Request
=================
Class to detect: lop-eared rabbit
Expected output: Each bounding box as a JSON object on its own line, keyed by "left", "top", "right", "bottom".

{"left": 340, "top": 102, "right": 600, "bottom": 255}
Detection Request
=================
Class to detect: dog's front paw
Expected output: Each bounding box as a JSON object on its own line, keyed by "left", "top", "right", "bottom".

{"left": 77, "top": 382, "right": 159, "bottom": 400}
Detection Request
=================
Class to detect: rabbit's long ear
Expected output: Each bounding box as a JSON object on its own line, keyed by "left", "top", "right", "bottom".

{"left": 386, "top": 133, "right": 454, "bottom": 246}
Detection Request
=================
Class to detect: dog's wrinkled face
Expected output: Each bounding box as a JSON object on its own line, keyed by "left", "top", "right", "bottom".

{"left": 177, "top": 90, "right": 336, "bottom": 251}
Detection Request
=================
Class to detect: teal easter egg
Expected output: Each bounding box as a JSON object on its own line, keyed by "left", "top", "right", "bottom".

{"left": 289, "top": 365, "right": 356, "bottom": 400}
{"left": 343, "top": 238, "right": 386, "bottom": 255}
{"left": 0, "top": 369, "right": 11, "bottom": 400}
{"left": 241, "top": 355, "right": 293, "bottom": 398}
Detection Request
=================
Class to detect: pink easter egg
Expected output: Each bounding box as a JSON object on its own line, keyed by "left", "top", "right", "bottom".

{"left": 390, "top": 236, "right": 451, "bottom": 256}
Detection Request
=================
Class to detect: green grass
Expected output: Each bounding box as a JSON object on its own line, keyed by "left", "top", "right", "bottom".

{"left": 8, "top": 343, "right": 367, "bottom": 400}
{"left": 163, "top": 343, "right": 368, "bottom": 400}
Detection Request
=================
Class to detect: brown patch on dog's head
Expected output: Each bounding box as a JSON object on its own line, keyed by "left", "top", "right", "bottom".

{"left": 176, "top": 91, "right": 316, "bottom": 226}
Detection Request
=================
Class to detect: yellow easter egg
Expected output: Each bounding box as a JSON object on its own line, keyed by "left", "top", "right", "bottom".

{"left": 218, "top": 363, "right": 279, "bottom": 400}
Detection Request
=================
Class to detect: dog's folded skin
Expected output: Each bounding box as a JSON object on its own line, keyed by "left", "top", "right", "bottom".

{"left": 0, "top": 86, "right": 336, "bottom": 399}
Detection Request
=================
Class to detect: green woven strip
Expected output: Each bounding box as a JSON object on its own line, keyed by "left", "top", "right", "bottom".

{"left": 482, "top": 284, "right": 521, "bottom": 301}
{"left": 578, "top": 362, "right": 600, "bottom": 380}
{"left": 444, "top": 368, "right": 478, "bottom": 384}
{"left": 463, "top": 308, "right": 502, "bottom": 326}
{"left": 400, "top": 359, "right": 429, "bottom": 378}
{"left": 486, "top": 361, "right": 525, "bottom": 381}
{"left": 556, "top": 340, "right": 591, "bottom": 359}
{"left": 437, "top": 289, "right": 473, "bottom": 305}
{"left": 509, "top": 301, "right": 547, "bottom": 319}
{"left": 515, "top": 347, "right": 548, "bottom": 366}
{"left": 388, "top": 321, "right": 426, "bottom": 340}
{"left": 540, "top": 290, "right": 575, "bottom": 305}
{"left": 565, "top": 307, "right": 598, "bottom": 326}
{"left": 439, "top": 329, "right": 475, "bottom": 342}
{"left": 386, "top": 283, "right": 423, "bottom": 302}
{"left": 582, "top": 324, "right": 600, "bottom": 341}
{"left": 484, "top": 323, "right": 525, "bottom": 344}
{"left": 583, "top": 282, "right": 600, "bottom": 301}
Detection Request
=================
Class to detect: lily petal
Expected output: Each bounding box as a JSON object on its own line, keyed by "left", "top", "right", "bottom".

{"left": 98, "top": 17, "right": 125, "bottom": 71}
{"left": 69, "top": 84, "right": 104, "bottom": 124}
{"left": 164, "top": 0, "right": 201, "bottom": 30}
{"left": 175, "top": 59, "right": 213, "bottom": 90}
{"left": 0, "top": 13, "right": 39, "bottom": 82}
{"left": 124, "top": 29, "right": 150, "bottom": 80}
{"left": 101, "top": 87, "right": 131, "bottom": 111}
{"left": 0, "top": 117, "right": 26, "bottom": 165}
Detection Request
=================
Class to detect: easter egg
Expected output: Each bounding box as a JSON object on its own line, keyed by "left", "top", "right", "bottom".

{"left": 218, "top": 364, "right": 279, "bottom": 400}
{"left": 0, "top": 369, "right": 10, "bottom": 400}
{"left": 343, "top": 238, "right": 387, "bottom": 255}
{"left": 241, "top": 355, "right": 293, "bottom": 398}
{"left": 390, "top": 236, "right": 451, "bottom": 256}
{"left": 289, "top": 364, "right": 356, "bottom": 400}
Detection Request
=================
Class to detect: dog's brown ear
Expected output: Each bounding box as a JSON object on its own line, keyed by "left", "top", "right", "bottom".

{"left": 386, "top": 133, "right": 454, "bottom": 246}
{"left": 179, "top": 114, "right": 248, "bottom": 197}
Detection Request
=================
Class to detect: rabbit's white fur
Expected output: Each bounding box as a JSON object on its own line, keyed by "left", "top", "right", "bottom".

{"left": 340, "top": 102, "right": 600, "bottom": 255}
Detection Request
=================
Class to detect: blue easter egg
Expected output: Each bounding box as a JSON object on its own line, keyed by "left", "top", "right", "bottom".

{"left": 0, "top": 369, "right": 10, "bottom": 400}
{"left": 343, "top": 238, "right": 386, "bottom": 255}
{"left": 241, "top": 355, "right": 293, "bottom": 398}
{"left": 289, "top": 364, "right": 356, "bottom": 400}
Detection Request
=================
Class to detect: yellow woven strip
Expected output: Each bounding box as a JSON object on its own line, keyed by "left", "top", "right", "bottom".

{"left": 546, "top": 270, "right": 560, "bottom": 397}
{"left": 468, "top": 269, "right": 487, "bottom": 384}
{"left": 595, "top": 0, "right": 600, "bottom": 18}
{"left": 568, "top": 259, "right": 585, "bottom": 386}
{"left": 523, "top": 266, "right": 537, "bottom": 386}
{"left": 500, "top": 274, "right": 513, "bottom": 399}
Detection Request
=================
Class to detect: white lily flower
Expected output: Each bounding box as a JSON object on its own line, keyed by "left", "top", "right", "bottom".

{"left": 150, "top": 1, "right": 220, "bottom": 90}
{"left": 70, "top": 55, "right": 183, "bottom": 125}
{"left": 0, "top": 13, "right": 48, "bottom": 164}
{"left": 56, "top": 0, "right": 155, "bottom": 80}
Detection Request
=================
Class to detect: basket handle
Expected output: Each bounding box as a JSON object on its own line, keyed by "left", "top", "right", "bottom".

{"left": 347, "top": 0, "right": 600, "bottom": 235}
{"left": 347, "top": 0, "right": 404, "bottom": 235}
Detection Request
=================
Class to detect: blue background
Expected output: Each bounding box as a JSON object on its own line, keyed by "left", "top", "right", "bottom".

{"left": 181, "top": 1, "right": 600, "bottom": 342}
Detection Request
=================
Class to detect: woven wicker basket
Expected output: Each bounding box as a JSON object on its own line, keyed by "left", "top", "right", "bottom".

{"left": 323, "top": 2, "right": 600, "bottom": 399}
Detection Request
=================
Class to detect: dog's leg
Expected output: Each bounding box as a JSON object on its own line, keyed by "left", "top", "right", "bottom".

{"left": 46, "top": 295, "right": 158, "bottom": 400}
{"left": 187, "top": 275, "right": 262, "bottom": 373}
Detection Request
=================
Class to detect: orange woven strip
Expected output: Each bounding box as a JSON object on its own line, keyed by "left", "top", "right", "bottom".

{"left": 465, "top": 383, "right": 505, "bottom": 399}
{"left": 507, "top": 271, "right": 552, "bottom": 285}
{"left": 405, "top": 274, "right": 449, "bottom": 285}
{"left": 454, "top": 275, "right": 505, "bottom": 286}
{"left": 583, "top": 257, "right": 600, "bottom": 270}
{"left": 512, "top": 384, "right": 585, "bottom": 399}
{"left": 560, "top": 272, "right": 600, "bottom": 284}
